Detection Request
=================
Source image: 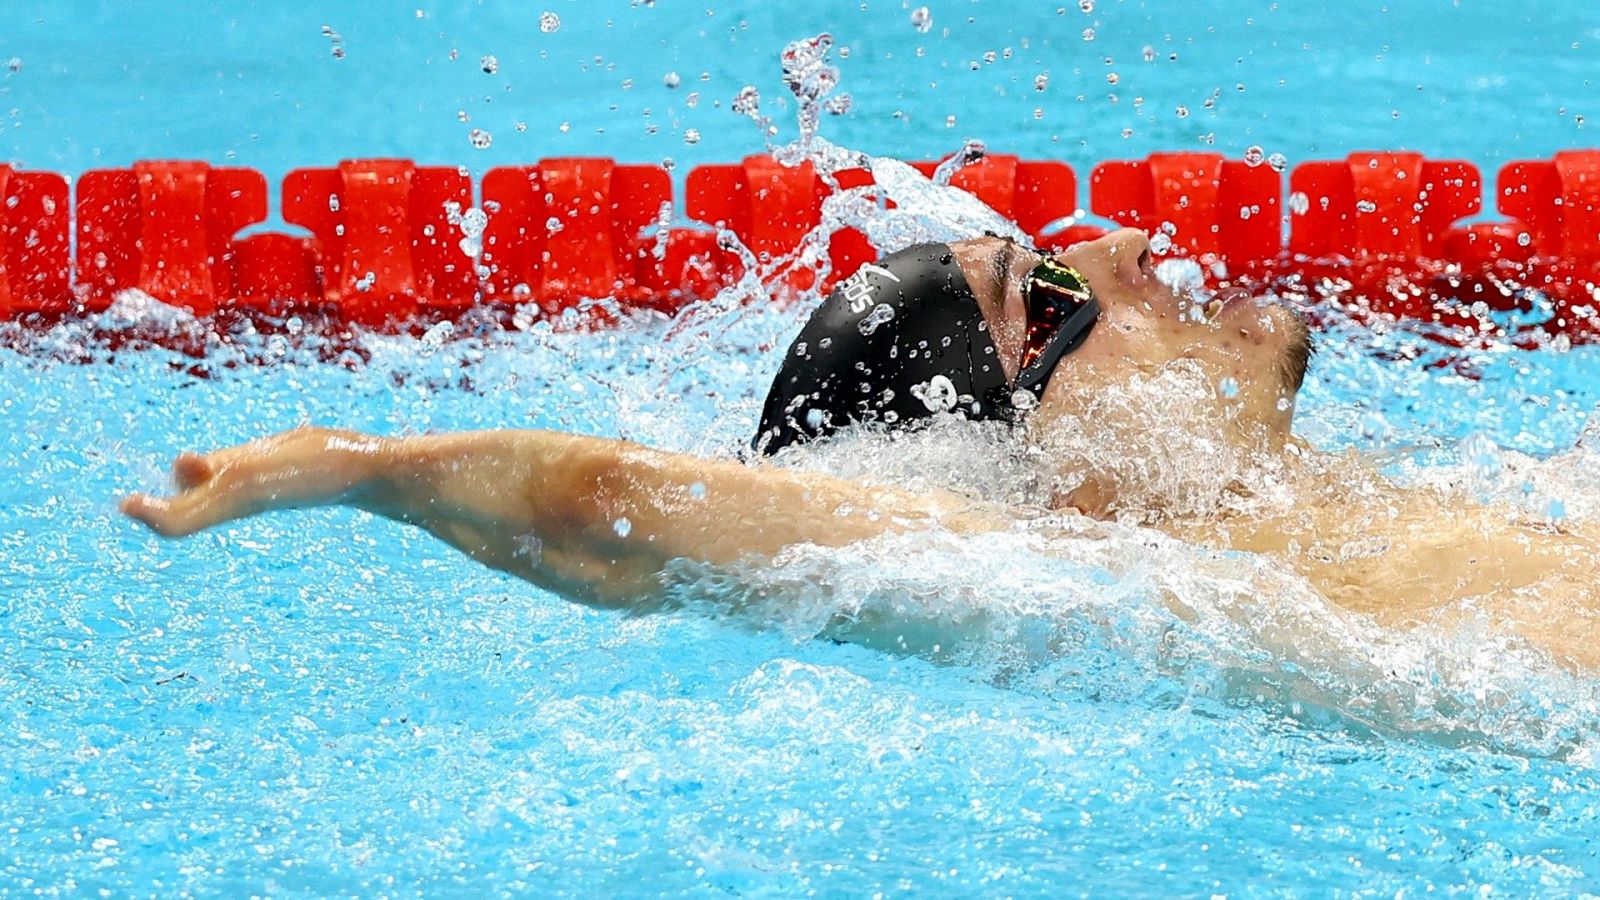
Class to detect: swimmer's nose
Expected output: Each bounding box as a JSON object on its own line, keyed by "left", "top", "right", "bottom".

{"left": 1053, "top": 227, "right": 1154, "bottom": 290}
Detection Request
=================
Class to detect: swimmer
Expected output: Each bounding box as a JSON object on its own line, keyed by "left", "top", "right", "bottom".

{"left": 120, "top": 229, "right": 1600, "bottom": 669}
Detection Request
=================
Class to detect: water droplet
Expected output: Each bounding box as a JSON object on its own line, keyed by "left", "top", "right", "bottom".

{"left": 1105, "top": 72, "right": 1118, "bottom": 85}
{"left": 1082, "top": 28, "right": 1096, "bottom": 41}
{"left": 1149, "top": 232, "right": 1172, "bottom": 254}
{"left": 824, "top": 93, "right": 853, "bottom": 115}
{"left": 479, "top": 55, "right": 499, "bottom": 74}
{"left": 1033, "top": 107, "right": 1044, "bottom": 119}
{"left": 1243, "top": 145, "right": 1265, "bottom": 167}
{"left": 683, "top": 128, "right": 701, "bottom": 145}
{"left": 421, "top": 320, "right": 454, "bottom": 349}
{"left": 858, "top": 303, "right": 896, "bottom": 335}
{"left": 1218, "top": 377, "right": 1239, "bottom": 398}
{"left": 911, "top": 375, "right": 958, "bottom": 412}
{"left": 1517, "top": 231, "right": 1532, "bottom": 247}
{"left": 468, "top": 128, "right": 492, "bottom": 149}
{"left": 1288, "top": 192, "right": 1310, "bottom": 215}
{"left": 5, "top": 57, "right": 21, "bottom": 74}
{"left": 732, "top": 85, "right": 761, "bottom": 117}
{"left": 1356, "top": 200, "right": 1378, "bottom": 213}
{"left": 685, "top": 91, "right": 700, "bottom": 108}
{"left": 910, "top": 6, "right": 933, "bottom": 33}
{"left": 1010, "top": 389, "right": 1039, "bottom": 411}
{"left": 1142, "top": 45, "right": 1156, "bottom": 62}
{"left": 1159, "top": 221, "right": 1178, "bottom": 236}
{"left": 1175, "top": 105, "right": 1189, "bottom": 118}
{"left": 689, "top": 482, "right": 707, "bottom": 500}
{"left": 613, "top": 517, "right": 632, "bottom": 537}
{"left": 1079, "top": 0, "right": 1095, "bottom": 10}
{"left": 1121, "top": 127, "right": 1134, "bottom": 138}
{"left": 1276, "top": 396, "right": 1292, "bottom": 411}
{"left": 545, "top": 216, "right": 564, "bottom": 234}
{"left": 1034, "top": 72, "right": 1050, "bottom": 91}
{"left": 663, "top": 71, "right": 681, "bottom": 89}
{"left": 321, "top": 25, "right": 345, "bottom": 60}
{"left": 515, "top": 121, "right": 528, "bottom": 132}
{"left": 539, "top": 11, "right": 561, "bottom": 33}
{"left": 945, "top": 114, "right": 957, "bottom": 128}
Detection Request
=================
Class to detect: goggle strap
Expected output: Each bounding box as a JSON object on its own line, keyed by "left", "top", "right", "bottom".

{"left": 1011, "top": 295, "right": 1101, "bottom": 399}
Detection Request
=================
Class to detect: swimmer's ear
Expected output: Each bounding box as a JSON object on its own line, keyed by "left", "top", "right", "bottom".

{"left": 172, "top": 452, "right": 215, "bottom": 491}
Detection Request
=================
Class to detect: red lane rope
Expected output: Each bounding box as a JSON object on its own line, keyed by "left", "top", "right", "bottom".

{"left": 2, "top": 151, "right": 1598, "bottom": 340}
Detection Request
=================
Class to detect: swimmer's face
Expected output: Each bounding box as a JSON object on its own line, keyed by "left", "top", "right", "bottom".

{"left": 989, "top": 229, "right": 1312, "bottom": 450}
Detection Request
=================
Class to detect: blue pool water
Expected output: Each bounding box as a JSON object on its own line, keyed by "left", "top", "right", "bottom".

{"left": 6, "top": 1, "right": 1600, "bottom": 895}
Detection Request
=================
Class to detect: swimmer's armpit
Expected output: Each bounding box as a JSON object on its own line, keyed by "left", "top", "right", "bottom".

{"left": 121, "top": 426, "right": 1006, "bottom": 613}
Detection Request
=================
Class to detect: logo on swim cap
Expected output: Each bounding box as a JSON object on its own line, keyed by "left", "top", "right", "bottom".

{"left": 841, "top": 263, "right": 903, "bottom": 314}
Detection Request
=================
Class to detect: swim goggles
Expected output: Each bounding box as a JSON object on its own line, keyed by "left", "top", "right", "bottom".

{"left": 1012, "top": 258, "right": 1101, "bottom": 399}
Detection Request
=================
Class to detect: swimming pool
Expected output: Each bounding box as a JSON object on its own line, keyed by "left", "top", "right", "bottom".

{"left": 6, "top": 1, "right": 1600, "bottom": 894}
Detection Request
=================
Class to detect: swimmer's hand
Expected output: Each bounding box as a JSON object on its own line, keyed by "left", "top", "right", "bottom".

{"left": 121, "top": 426, "right": 385, "bottom": 538}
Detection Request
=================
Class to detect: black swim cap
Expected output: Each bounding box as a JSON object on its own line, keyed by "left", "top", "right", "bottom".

{"left": 754, "top": 243, "right": 1011, "bottom": 454}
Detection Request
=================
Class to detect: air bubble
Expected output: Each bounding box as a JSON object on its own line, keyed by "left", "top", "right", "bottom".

{"left": 910, "top": 6, "right": 933, "bottom": 32}
{"left": 539, "top": 11, "right": 561, "bottom": 33}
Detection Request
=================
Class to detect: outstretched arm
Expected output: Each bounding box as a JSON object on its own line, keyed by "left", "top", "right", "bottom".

{"left": 121, "top": 426, "right": 1004, "bottom": 611}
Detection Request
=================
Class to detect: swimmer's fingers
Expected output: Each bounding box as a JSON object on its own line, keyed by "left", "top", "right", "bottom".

{"left": 122, "top": 450, "right": 258, "bottom": 537}
{"left": 120, "top": 481, "right": 241, "bottom": 538}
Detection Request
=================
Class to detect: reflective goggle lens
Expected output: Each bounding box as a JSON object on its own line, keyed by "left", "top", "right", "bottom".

{"left": 1020, "top": 260, "right": 1095, "bottom": 369}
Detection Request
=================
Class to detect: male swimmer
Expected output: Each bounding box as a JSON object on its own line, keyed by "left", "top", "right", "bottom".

{"left": 121, "top": 229, "right": 1600, "bottom": 669}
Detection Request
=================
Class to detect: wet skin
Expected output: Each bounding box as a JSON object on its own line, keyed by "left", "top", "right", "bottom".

{"left": 120, "top": 231, "right": 1600, "bottom": 671}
